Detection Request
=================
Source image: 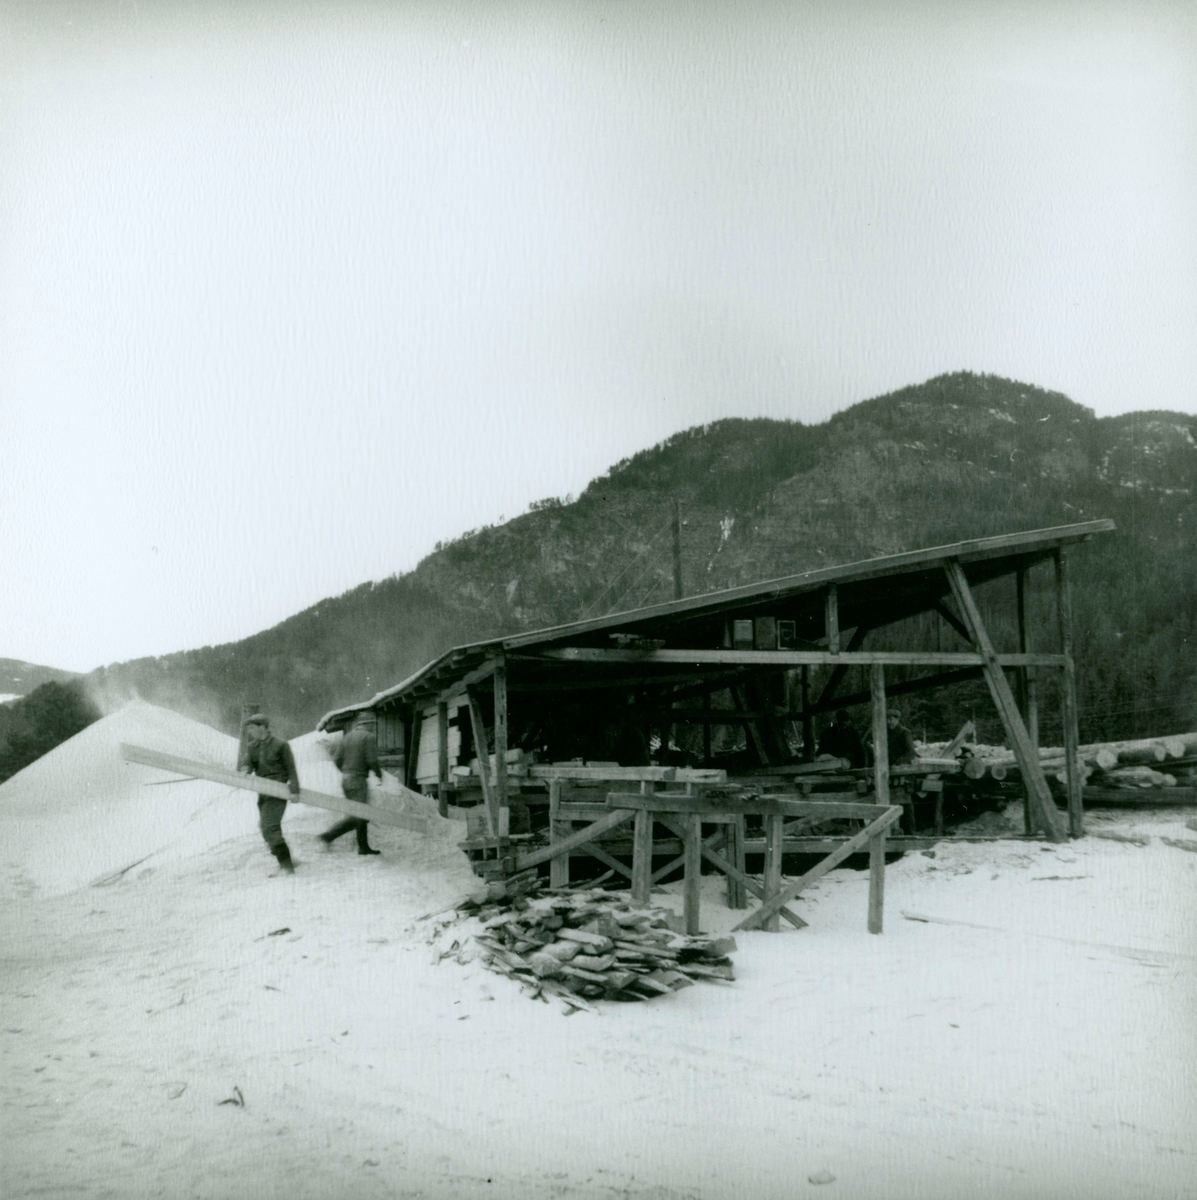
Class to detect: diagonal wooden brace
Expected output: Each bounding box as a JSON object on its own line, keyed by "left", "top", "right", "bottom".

{"left": 943, "top": 559, "right": 1068, "bottom": 843}
{"left": 733, "top": 806, "right": 901, "bottom": 932}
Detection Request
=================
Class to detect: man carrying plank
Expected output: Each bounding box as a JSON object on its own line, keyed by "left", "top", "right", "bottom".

{"left": 319, "top": 711, "right": 383, "bottom": 856}
{"left": 240, "top": 714, "right": 301, "bottom": 874}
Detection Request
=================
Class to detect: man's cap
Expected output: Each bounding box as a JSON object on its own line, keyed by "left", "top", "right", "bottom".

{"left": 355, "top": 711, "right": 377, "bottom": 724}
{"left": 244, "top": 713, "right": 270, "bottom": 727}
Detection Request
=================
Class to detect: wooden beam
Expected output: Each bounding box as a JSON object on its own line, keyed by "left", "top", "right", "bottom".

{"left": 548, "top": 780, "right": 569, "bottom": 888}
{"left": 825, "top": 583, "right": 840, "bottom": 654}
{"left": 465, "top": 686, "right": 497, "bottom": 835}
{"left": 944, "top": 559, "right": 1068, "bottom": 843}
{"left": 1016, "top": 567, "right": 1034, "bottom": 834}
{"left": 514, "top": 808, "right": 635, "bottom": 871}
{"left": 815, "top": 623, "right": 871, "bottom": 708}
{"left": 762, "top": 813, "right": 784, "bottom": 932}
{"left": 733, "top": 684, "right": 771, "bottom": 766}
{"left": 670, "top": 821, "right": 805, "bottom": 928}
{"left": 532, "top": 647, "right": 1062, "bottom": 668}
{"left": 576, "top": 839, "right": 634, "bottom": 881}
{"left": 933, "top": 599, "right": 972, "bottom": 645}
{"left": 436, "top": 701, "right": 450, "bottom": 819}
{"left": 435, "top": 657, "right": 498, "bottom": 703}
{"left": 800, "top": 667, "right": 813, "bottom": 761}
{"left": 631, "top": 805, "right": 653, "bottom": 904}
{"left": 493, "top": 656, "right": 509, "bottom": 818}
{"left": 605, "top": 793, "right": 897, "bottom": 819}
{"left": 810, "top": 665, "right": 985, "bottom": 717}
{"left": 119, "top": 744, "right": 429, "bottom": 834}
{"left": 1055, "top": 548, "right": 1084, "bottom": 838}
{"left": 683, "top": 812, "right": 702, "bottom": 934}
{"left": 870, "top": 663, "right": 890, "bottom": 807}
{"left": 529, "top": 765, "right": 727, "bottom": 783}
{"left": 733, "top": 806, "right": 902, "bottom": 932}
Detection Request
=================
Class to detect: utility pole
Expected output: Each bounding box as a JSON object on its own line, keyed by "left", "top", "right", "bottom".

{"left": 671, "top": 498, "right": 683, "bottom": 600}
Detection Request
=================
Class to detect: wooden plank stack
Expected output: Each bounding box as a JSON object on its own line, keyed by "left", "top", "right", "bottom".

{"left": 456, "top": 883, "right": 736, "bottom": 1009}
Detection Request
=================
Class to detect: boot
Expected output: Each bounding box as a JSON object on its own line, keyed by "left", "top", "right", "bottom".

{"left": 273, "top": 843, "right": 295, "bottom": 874}
{"left": 356, "top": 820, "right": 380, "bottom": 856}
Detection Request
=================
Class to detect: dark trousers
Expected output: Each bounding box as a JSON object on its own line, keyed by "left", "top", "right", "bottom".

{"left": 257, "top": 796, "right": 289, "bottom": 850}
{"left": 322, "top": 777, "right": 372, "bottom": 849}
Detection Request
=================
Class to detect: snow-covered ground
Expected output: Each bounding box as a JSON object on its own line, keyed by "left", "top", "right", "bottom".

{"left": 2, "top": 704, "right": 1195, "bottom": 1199}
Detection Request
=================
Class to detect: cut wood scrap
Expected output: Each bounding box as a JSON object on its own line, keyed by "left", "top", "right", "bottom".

{"left": 556, "top": 928, "right": 616, "bottom": 952}
{"left": 120, "top": 743, "right": 429, "bottom": 834}
{"left": 558, "top": 963, "right": 614, "bottom": 985}
{"left": 1161, "top": 837, "right": 1197, "bottom": 854}
{"left": 676, "top": 962, "right": 735, "bottom": 981}
{"left": 943, "top": 720, "right": 975, "bottom": 757}
{"left": 571, "top": 953, "right": 617, "bottom": 973}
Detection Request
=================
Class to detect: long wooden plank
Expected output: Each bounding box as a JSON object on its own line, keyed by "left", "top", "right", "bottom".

{"left": 738, "top": 758, "right": 851, "bottom": 777}
{"left": 868, "top": 820, "right": 887, "bottom": 934}
{"left": 532, "top": 647, "right": 1066, "bottom": 668}
{"left": 436, "top": 701, "right": 450, "bottom": 819}
{"left": 606, "top": 793, "right": 890, "bottom": 819}
{"left": 119, "top": 744, "right": 429, "bottom": 834}
{"left": 514, "top": 808, "right": 636, "bottom": 871}
{"left": 548, "top": 779, "right": 569, "bottom": 888}
{"left": 944, "top": 559, "right": 1068, "bottom": 843}
{"left": 733, "top": 806, "right": 902, "bottom": 932}
{"left": 529, "top": 765, "right": 727, "bottom": 783}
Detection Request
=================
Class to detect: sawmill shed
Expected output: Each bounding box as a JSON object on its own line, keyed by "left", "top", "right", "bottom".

{"left": 318, "top": 519, "right": 1114, "bottom": 859}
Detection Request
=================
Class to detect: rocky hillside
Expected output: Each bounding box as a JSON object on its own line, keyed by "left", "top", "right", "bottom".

{"left": 84, "top": 373, "right": 1197, "bottom": 744}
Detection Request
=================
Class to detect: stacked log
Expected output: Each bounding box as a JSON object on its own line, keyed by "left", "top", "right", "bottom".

{"left": 458, "top": 884, "right": 735, "bottom": 1009}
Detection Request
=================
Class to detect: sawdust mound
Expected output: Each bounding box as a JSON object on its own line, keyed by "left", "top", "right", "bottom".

{"left": 0, "top": 699, "right": 245, "bottom": 898}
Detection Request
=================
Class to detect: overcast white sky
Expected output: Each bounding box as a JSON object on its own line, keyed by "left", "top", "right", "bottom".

{"left": 1, "top": 0, "right": 1194, "bottom": 674}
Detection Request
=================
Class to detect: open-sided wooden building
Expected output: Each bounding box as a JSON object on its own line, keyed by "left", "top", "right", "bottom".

{"left": 318, "top": 519, "right": 1113, "bottom": 914}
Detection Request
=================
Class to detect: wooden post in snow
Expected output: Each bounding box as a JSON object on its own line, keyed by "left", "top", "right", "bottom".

{"left": 1016, "top": 568, "right": 1035, "bottom": 835}
{"left": 1055, "top": 548, "right": 1084, "bottom": 838}
{"left": 549, "top": 779, "right": 569, "bottom": 888}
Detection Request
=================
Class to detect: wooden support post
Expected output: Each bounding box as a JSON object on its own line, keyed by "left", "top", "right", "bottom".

{"left": 631, "top": 780, "right": 652, "bottom": 905}
{"left": 870, "top": 663, "right": 890, "bottom": 807}
{"left": 493, "top": 656, "right": 508, "bottom": 824}
{"left": 436, "top": 701, "right": 449, "bottom": 819}
{"left": 801, "top": 667, "right": 814, "bottom": 762}
{"left": 733, "top": 684, "right": 771, "bottom": 766}
{"left": 1016, "top": 568, "right": 1036, "bottom": 833}
{"left": 825, "top": 583, "right": 840, "bottom": 654}
{"left": 465, "top": 687, "right": 497, "bottom": 835}
{"left": 727, "top": 813, "right": 747, "bottom": 908}
{"left": 815, "top": 623, "right": 870, "bottom": 709}
{"left": 1055, "top": 548, "right": 1084, "bottom": 838}
{"left": 683, "top": 812, "right": 702, "bottom": 935}
{"left": 868, "top": 822, "right": 887, "bottom": 934}
{"left": 702, "top": 690, "right": 712, "bottom": 764}
{"left": 945, "top": 559, "right": 1067, "bottom": 843}
{"left": 549, "top": 780, "right": 569, "bottom": 889}
{"left": 934, "top": 791, "right": 944, "bottom": 838}
{"left": 762, "top": 813, "right": 784, "bottom": 932}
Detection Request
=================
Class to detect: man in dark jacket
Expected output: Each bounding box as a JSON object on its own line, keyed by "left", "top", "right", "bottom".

{"left": 319, "top": 711, "right": 383, "bottom": 856}
{"left": 240, "top": 714, "right": 300, "bottom": 874}
{"left": 886, "top": 708, "right": 918, "bottom": 765}
{"left": 817, "top": 709, "right": 867, "bottom": 768}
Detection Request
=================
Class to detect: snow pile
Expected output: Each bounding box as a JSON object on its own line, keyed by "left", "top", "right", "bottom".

{"left": 0, "top": 700, "right": 248, "bottom": 898}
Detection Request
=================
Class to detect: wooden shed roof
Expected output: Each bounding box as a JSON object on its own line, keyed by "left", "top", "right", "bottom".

{"left": 316, "top": 518, "right": 1113, "bottom": 730}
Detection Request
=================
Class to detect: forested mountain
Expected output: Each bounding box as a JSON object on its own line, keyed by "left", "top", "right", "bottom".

{"left": 83, "top": 373, "right": 1196, "bottom": 745}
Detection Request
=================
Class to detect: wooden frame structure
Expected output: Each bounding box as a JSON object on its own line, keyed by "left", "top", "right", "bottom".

{"left": 318, "top": 521, "right": 1113, "bottom": 918}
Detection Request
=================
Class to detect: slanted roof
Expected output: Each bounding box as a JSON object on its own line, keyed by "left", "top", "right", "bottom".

{"left": 316, "top": 518, "right": 1113, "bottom": 730}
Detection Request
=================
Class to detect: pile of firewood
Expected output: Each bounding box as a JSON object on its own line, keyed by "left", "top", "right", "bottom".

{"left": 451, "top": 876, "right": 736, "bottom": 1012}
